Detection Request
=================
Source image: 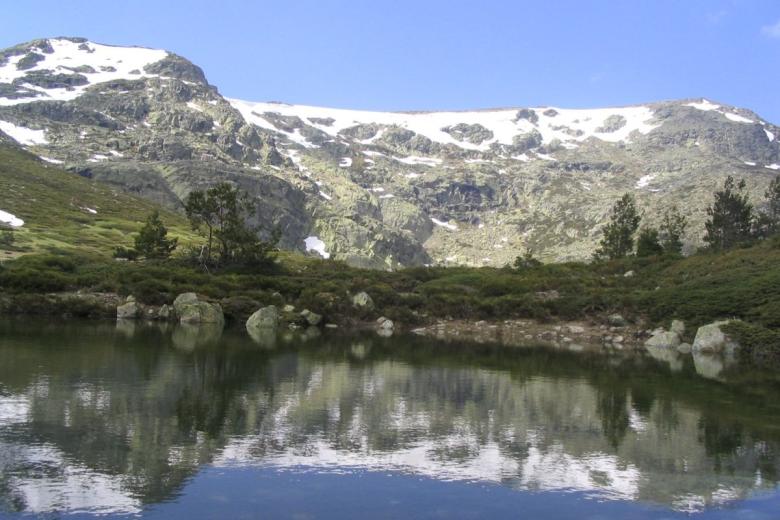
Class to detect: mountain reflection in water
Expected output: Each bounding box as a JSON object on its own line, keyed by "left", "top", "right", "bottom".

{"left": 0, "top": 319, "right": 778, "bottom": 517}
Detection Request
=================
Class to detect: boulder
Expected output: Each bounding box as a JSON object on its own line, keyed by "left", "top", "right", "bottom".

{"left": 670, "top": 319, "right": 686, "bottom": 336}
{"left": 677, "top": 342, "right": 692, "bottom": 354}
{"left": 645, "top": 329, "right": 681, "bottom": 349}
{"left": 116, "top": 301, "right": 140, "bottom": 320}
{"left": 376, "top": 316, "right": 394, "bottom": 337}
{"left": 692, "top": 321, "right": 740, "bottom": 355}
{"left": 607, "top": 314, "right": 628, "bottom": 327}
{"left": 173, "top": 292, "right": 199, "bottom": 313}
{"left": 623, "top": 270, "right": 635, "bottom": 278}
{"left": 352, "top": 291, "right": 375, "bottom": 310}
{"left": 246, "top": 305, "right": 279, "bottom": 332}
{"left": 283, "top": 304, "right": 296, "bottom": 313}
{"left": 300, "top": 309, "right": 322, "bottom": 326}
{"left": 173, "top": 292, "right": 224, "bottom": 325}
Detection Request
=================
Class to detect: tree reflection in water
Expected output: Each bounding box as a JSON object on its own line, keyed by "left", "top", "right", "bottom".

{"left": 0, "top": 318, "right": 778, "bottom": 516}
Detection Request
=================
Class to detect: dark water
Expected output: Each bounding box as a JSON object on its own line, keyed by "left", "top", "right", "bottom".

{"left": 1, "top": 319, "right": 779, "bottom": 519}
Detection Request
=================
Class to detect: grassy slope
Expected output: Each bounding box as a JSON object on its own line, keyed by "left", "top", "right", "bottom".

{"left": 0, "top": 144, "right": 196, "bottom": 258}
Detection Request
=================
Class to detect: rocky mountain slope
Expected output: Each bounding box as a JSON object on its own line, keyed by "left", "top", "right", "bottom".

{"left": 1, "top": 37, "right": 778, "bottom": 267}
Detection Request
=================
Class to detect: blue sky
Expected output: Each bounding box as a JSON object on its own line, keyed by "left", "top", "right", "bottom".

{"left": 3, "top": 0, "right": 780, "bottom": 121}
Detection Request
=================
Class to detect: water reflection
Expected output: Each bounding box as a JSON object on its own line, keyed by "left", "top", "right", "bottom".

{"left": 0, "top": 319, "right": 778, "bottom": 517}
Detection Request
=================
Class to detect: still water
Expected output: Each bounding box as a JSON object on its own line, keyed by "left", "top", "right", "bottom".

{"left": 0, "top": 319, "right": 779, "bottom": 519}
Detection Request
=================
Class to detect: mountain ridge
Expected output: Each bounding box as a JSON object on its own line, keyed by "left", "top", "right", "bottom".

{"left": 1, "top": 37, "right": 778, "bottom": 268}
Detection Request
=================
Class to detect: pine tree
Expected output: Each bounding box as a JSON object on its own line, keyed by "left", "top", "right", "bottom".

{"left": 185, "top": 182, "right": 277, "bottom": 267}
{"left": 595, "top": 193, "right": 641, "bottom": 260}
{"left": 703, "top": 176, "right": 754, "bottom": 250}
{"left": 134, "top": 210, "right": 177, "bottom": 259}
{"left": 636, "top": 227, "right": 664, "bottom": 257}
{"left": 659, "top": 206, "right": 687, "bottom": 255}
{"left": 757, "top": 175, "right": 780, "bottom": 237}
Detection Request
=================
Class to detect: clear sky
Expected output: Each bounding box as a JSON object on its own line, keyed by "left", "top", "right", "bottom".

{"left": 3, "top": 0, "right": 780, "bottom": 121}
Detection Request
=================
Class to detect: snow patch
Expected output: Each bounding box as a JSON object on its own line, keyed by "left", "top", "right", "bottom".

{"left": 743, "top": 161, "right": 756, "bottom": 166}
{"left": 0, "top": 121, "right": 48, "bottom": 145}
{"left": 431, "top": 217, "right": 458, "bottom": 231}
{"left": 636, "top": 174, "right": 657, "bottom": 189}
{"left": 227, "top": 99, "right": 660, "bottom": 151}
{"left": 766, "top": 129, "right": 775, "bottom": 142}
{"left": 765, "top": 164, "right": 780, "bottom": 170}
{"left": 304, "top": 236, "right": 330, "bottom": 259}
{"left": 723, "top": 112, "right": 754, "bottom": 124}
{"left": 39, "top": 156, "right": 63, "bottom": 164}
{"left": 0, "top": 209, "right": 24, "bottom": 227}
{"left": 339, "top": 157, "right": 352, "bottom": 168}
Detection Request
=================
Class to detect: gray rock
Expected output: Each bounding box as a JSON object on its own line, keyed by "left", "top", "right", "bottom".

{"left": 283, "top": 304, "right": 295, "bottom": 313}
{"left": 173, "top": 292, "right": 198, "bottom": 312}
{"left": 692, "top": 321, "right": 740, "bottom": 355}
{"left": 670, "top": 319, "right": 686, "bottom": 336}
{"left": 179, "top": 301, "right": 224, "bottom": 324}
{"left": 173, "top": 292, "right": 224, "bottom": 324}
{"left": 645, "top": 329, "right": 681, "bottom": 348}
{"left": 677, "top": 342, "right": 692, "bottom": 354}
{"left": 623, "top": 270, "right": 635, "bottom": 278}
{"left": 607, "top": 314, "right": 628, "bottom": 327}
{"left": 300, "top": 309, "right": 322, "bottom": 326}
{"left": 352, "top": 291, "right": 375, "bottom": 310}
{"left": 246, "top": 305, "right": 279, "bottom": 332}
{"left": 116, "top": 301, "right": 139, "bottom": 319}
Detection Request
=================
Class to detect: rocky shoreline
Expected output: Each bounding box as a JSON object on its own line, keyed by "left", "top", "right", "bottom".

{"left": 0, "top": 289, "right": 744, "bottom": 369}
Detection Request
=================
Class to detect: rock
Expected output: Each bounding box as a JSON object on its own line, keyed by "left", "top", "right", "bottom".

{"left": 300, "top": 309, "right": 322, "bottom": 326}
{"left": 126, "top": 295, "right": 136, "bottom": 303}
{"left": 566, "top": 325, "right": 586, "bottom": 334}
{"left": 246, "top": 305, "right": 279, "bottom": 331}
{"left": 613, "top": 335, "right": 624, "bottom": 343}
{"left": 173, "top": 292, "right": 199, "bottom": 312}
{"left": 172, "top": 292, "right": 224, "bottom": 324}
{"left": 645, "top": 329, "right": 681, "bottom": 348}
{"left": 376, "top": 317, "right": 394, "bottom": 336}
{"left": 179, "top": 301, "right": 224, "bottom": 324}
{"left": 607, "top": 314, "right": 628, "bottom": 327}
{"left": 623, "top": 270, "right": 635, "bottom": 278}
{"left": 677, "top": 342, "right": 692, "bottom": 354}
{"left": 325, "top": 323, "right": 338, "bottom": 329}
{"left": 670, "top": 319, "right": 686, "bottom": 336}
{"left": 283, "top": 304, "right": 295, "bottom": 313}
{"left": 116, "top": 301, "right": 139, "bottom": 319}
{"left": 692, "top": 321, "right": 740, "bottom": 355}
{"left": 352, "top": 291, "right": 374, "bottom": 310}
{"left": 158, "top": 304, "right": 172, "bottom": 320}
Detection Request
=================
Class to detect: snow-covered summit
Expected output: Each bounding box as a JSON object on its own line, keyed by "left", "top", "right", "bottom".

{"left": 0, "top": 38, "right": 169, "bottom": 105}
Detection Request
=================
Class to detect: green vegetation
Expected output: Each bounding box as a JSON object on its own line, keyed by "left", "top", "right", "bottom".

{"left": 704, "top": 176, "right": 755, "bottom": 251}
{"left": 594, "top": 193, "right": 641, "bottom": 260}
{"left": 132, "top": 210, "right": 178, "bottom": 259}
{"left": 0, "top": 144, "right": 197, "bottom": 259}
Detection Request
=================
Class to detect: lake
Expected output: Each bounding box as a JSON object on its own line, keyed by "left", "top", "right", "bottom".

{"left": 0, "top": 319, "right": 779, "bottom": 519}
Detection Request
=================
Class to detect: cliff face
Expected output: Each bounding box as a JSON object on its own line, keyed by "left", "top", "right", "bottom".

{"left": 2, "top": 38, "right": 778, "bottom": 267}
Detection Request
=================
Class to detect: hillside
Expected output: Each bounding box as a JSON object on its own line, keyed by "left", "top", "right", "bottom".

{"left": 1, "top": 37, "right": 779, "bottom": 267}
{"left": 0, "top": 143, "right": 195, "bottom": 258}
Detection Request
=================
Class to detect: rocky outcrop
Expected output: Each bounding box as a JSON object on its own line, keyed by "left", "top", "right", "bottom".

{"left": 692, "top": 321, "right": 740, "bottom": 355}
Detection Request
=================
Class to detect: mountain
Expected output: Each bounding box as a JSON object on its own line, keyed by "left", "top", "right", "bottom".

{"left": 1, "top": 37, "right": 779, "bottom": 268}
